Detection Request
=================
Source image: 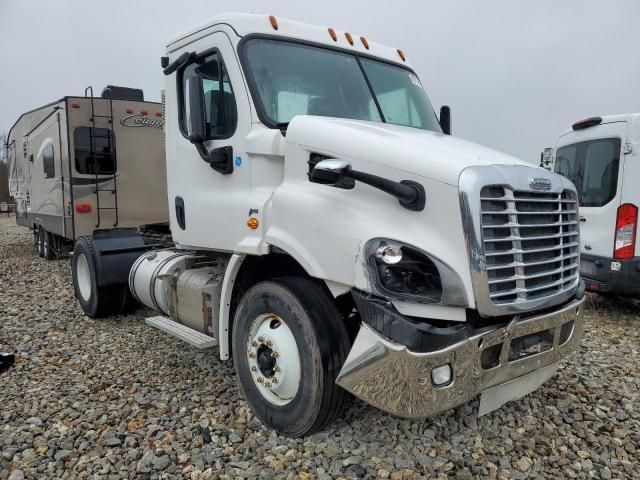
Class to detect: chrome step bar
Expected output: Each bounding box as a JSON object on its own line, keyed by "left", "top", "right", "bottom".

{"left": 145, "top": 315, "right": 217, "bottom": 349}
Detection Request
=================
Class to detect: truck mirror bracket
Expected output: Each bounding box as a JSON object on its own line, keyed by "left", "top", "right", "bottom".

{"left": 207, "top": 146, "right": 234, "bottom": 175}
{"left": 310, "top": 159, "right": 426, "bottom": 211}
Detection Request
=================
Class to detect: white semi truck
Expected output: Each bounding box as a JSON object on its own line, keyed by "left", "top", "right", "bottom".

{"left": 72, "top": 14, "right": 586, "bottom": 437}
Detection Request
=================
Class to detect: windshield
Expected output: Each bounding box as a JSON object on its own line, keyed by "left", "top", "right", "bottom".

{"left": 554, "top": 137, "right": 621, "bottom": 207}
{"left": 242, "top": 38, "right": 442, "bottom": 132}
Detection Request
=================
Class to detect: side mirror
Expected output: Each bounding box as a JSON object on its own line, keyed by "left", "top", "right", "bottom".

{"left": 185, "top": 74, "right": 206, "bottom": 143}
{"left": 310, "top": 159, "right": 351, "bottom": 185}
{"left": 439, "top": 105, "right": 451, "bottom": 135}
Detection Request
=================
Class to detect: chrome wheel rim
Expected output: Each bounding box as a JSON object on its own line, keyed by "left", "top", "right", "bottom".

{"left": 246, "top": 314, "right": 301, "bottom": 406}
{"left": 76, "top": 254, "right": 92, "bottom": 301}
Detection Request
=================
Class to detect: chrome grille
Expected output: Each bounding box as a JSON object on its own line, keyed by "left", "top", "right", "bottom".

{"left": 480, "top": 186, "right": 580, "bottom": 306}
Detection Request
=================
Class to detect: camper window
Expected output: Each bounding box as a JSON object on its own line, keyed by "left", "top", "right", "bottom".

{"left": 178, "top": 52, "right": 237, "bottom": 140}
{"left": 74, "top": 127, "right": 116, "bottom": 175}
{"left": 43, "top": 144, "right": 55, "bottom": 179}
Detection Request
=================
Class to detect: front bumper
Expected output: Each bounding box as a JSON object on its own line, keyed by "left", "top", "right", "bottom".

{"left": 581, "top": 253, "right": 640, "bottom": 296}
{"left": 336, "top": 297, "right": 585, "bottom": 418}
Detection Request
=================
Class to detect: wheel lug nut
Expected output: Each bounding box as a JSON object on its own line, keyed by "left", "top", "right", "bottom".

{"left": 257, "top": 377, "right": 264, "bottom": 383}
{"left": 257, "top": 336, "right": 265, "bottom": 343}
{"left": 251, "top": 366, "right": 257, "bottom": 372}
{"left": 264, "top": 381, "right": 271, "bottom": 388}
{"left": 275, "top": 365, "right": 281, "bottom": 372}
{"left": 272, "top": 351, "right": 279, "bottom": 358}
{"left": 271, "top": 377, "right": 278, "bottom": 384}
{"left": 248, "top": 352, "right": 256, "bottom": 358}
{"left": 266, "top": 340, "right": 273, "bottom": 347}
{"left": 251, "top": 340, "right": 258, "bottom": 347}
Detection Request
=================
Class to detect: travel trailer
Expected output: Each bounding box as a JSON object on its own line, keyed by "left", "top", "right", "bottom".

{"left": 72, "top": 14, "right": 585, "bottom": 436}
{"left": 7, "top": 86, "right": 168, "bottom": 259}
{"left": 550, "top": 115, "right": 639, "bottom": 297}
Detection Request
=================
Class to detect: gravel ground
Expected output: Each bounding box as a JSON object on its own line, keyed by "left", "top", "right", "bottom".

{"left": 0, "top": 215, "right": 639, "bottom": 480}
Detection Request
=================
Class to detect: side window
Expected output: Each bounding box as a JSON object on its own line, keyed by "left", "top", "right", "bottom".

{"left": 180, "top": 52, "right": 237, "bottom": 139}
{"left": 43, "top": 144, "right": 55, "bottom": 179}
{"left": 74, "top": 127, "right": 116, "bottom": 174}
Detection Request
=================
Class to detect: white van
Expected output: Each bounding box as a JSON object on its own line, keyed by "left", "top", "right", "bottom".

{"left": 552, "top": 114, "right": 639, "bottom": 297}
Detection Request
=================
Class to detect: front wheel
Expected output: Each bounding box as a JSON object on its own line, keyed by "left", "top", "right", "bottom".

{"left": 232, "top": 277, "right": 351, "bottom": 437}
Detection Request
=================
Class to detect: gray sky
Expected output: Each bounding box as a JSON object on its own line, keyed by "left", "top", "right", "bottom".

{"left": 1, "top": 0, "right": 639, "bottom": 162}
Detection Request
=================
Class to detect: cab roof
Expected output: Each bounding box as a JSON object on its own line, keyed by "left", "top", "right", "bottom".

{"left": 166, "top": 13, "right": 410, "bottom": 67}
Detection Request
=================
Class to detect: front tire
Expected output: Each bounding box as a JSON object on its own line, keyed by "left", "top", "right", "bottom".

{"left": 232, "top": 277, "right": 351, "bottom": 437}
{"left": 72, "top": 236, "right": 127, "bottom": 318}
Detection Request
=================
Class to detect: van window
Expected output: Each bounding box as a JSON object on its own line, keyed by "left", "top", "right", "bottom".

{"left": 43, "top": 144, "right": 55, "bottom": 179}
{"left": 179, "top": 53, "right": 237, "bottom": 139}
{"left": 555, "top": 138, "right": 621, "bottom": 207}
{"left": 74, "top": 127, "right": 116, "bottom": 174}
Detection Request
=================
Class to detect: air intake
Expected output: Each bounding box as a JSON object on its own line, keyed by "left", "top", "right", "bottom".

{"left": 101, "top": 85, "right": 144, "bottom": 102}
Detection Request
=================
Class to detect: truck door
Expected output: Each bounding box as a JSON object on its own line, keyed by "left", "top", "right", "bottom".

{"left": 167, "top": 32, "right": 252, "bottom": 251}
{"left": 554, "top": 121, "right": 627, "bottom": 261}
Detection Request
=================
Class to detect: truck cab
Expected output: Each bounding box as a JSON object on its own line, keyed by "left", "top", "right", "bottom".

{"left": 551, "top": 114, "right": 640, "bottom": 297}
{"left": 73, "top": 13, "right": 586, "bottom": 437}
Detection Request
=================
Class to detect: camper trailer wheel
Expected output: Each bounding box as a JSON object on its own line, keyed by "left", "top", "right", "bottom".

{"left": 36, "top": 226, "right": 45, "bottom": 258}
{"left": 232, "top": 277, "right": 351, "bottom": 437}
{"left": 43, "top": 231, "right": 56, "bottom": 260}
{"left": 72, "top": 236, "right": 128, "bottom": 318}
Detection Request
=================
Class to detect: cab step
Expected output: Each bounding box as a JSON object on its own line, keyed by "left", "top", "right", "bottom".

{"left": 145, "top": 315, "right": 217, "bottom": 349}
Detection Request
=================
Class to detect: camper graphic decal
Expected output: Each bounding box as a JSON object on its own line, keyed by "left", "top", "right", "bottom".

{"left": 120, "top": 114, "right": 164, "bottom": 129}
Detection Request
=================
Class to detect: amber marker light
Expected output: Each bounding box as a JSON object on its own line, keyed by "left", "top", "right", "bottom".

{"left": 360, "top": 36, "right": 370, "bottom": 49}
{"left": 328, "top": 27, "right": 338, "bottom": 42}
{"left": 345, "top": 32, "right": 354, "bottom": 45}
{"left": 247, "top": 217, "right": 260, "bottom": 230}
{"left": 269, "top": 15, "right": 279, "bottom": 30}
{"left": 397, "top": 49, "right": 406, "bottom": 62}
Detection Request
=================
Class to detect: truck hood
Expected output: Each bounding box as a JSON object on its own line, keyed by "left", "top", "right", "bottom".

{"left": 286, "top": 116, "right": 531, "bottom": 186}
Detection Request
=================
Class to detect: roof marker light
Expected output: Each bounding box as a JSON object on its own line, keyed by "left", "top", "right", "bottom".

{"left": 360, "top": 36, "right": 370, "bottom": 49}
{"left": 345, "top": 32, "right": 354, "bottom": 45}
{"left": 572, "top": 117, "right": 602, "bottom": 131}
{"left": 328, "top": 27, "right": 337, "bottom": 42}
{"left": 397, "top": 49, "right": 406, "bottom": 62}
{"left": 269, "top": 15, "right": 278, "bottom": 30}
{"left": 141, "top": 110, "right": 148, "bottom": 116}
{"left": 155, "top": 112, "right": 162, "bottom": 117}
{"left": 71, "top": 103, "right": 80, "bottom": 109}
{"left": 126, "top": 108, "right": 134, "bottom": 114}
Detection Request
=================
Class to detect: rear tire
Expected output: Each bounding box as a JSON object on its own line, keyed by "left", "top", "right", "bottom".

{"left": 72, "top": 236, "right": 128, "bottom": 318}
{"left": 43, "top": 230, "right": 55, "bottom": 260}
{"left": 36, "top": 227, "right": 45, "bottom": 258}
{"left": 232, "top": 277, "right": 351, "bottom": 437}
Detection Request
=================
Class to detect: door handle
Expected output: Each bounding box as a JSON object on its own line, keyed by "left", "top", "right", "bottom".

{"left": 579, "top": 216, "right": 586, "bottom": 222}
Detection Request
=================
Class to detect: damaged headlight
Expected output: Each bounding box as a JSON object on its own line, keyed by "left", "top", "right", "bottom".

{"left": 366, "top": 239, "right": 467, "bottom": 307}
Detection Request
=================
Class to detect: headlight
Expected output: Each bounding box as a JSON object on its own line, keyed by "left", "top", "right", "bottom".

{"left": 365, "top": 239, "right": 467, "bottom": 307}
